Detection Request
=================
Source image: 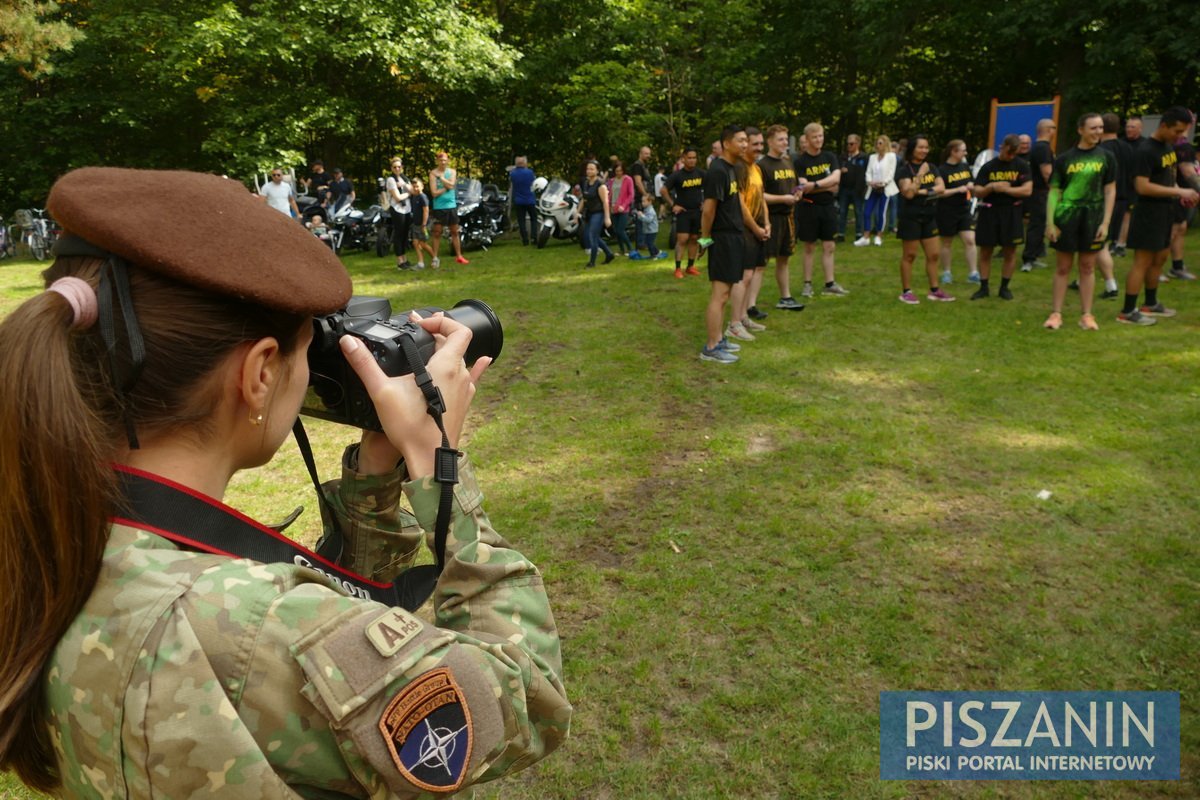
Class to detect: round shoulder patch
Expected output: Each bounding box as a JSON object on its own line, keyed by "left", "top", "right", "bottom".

{"left": 379, "top": 668, "right": 473, "bottom": 793}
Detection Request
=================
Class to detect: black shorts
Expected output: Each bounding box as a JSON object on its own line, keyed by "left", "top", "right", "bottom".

{"left": 974, "top": 204, "right": 1025, "bottom": 248}
{"left": 742, "top": 231, "right": 767, "bottom": 269}
{"left": 1051, "top": 205, "right": 1106, "bottom": 253}
{"left": 765, "top": 213, "right": 794, "bottom": 257}
{"left": 432, "top": 207, "right": 459, "bottom": 227}
{"left": 1127, "top": 200, "right": 1173, "bottom": 252}
{"left": 1173, "top": 200, "right": 1190, "bottom": 225}
{"left": 1107, "top": 198, "right": 1129, "bottom": 243}
{"left": 795, "top": 202, "right": 837, "bottom": 242}
{"left": 936, "top": 203, "right": 973, "bottom": 236}
{"left": 897, "top": 209, "right": 939, "bottom": 241}
{"left": 707, "top": 232, "right": 745, "bottom": 284}
{"left": 675, "top": 208, "right": 702, "bottom": 234}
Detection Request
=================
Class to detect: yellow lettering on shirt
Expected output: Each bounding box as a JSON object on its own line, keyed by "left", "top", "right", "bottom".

{"left": 772, "top": 168, "right": 796, "bottom": 181}
{"left": 681, "top": 177, "right": 703, "bottom": 188}
{"left": 989, "top": 170, "right": 1019, "bottom": 182}
{"left": 1161, "top": 151, "right": 1178, "bottom": 169}
{"left": 945, "top": 169, "right": 971, "bottom": 184}
{"left": 805, "top": 165, "right": 830, "bottom": 177}
{"left": 1066, "top": 162, "right": 1104, "bottom": 174}
{"left": 729, "top": 180, "right": 739, "bottom": 194}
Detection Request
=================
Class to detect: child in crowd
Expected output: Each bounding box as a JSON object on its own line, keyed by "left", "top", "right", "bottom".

{"left": 409, "top": 178, "right": 433, "bottom": 269}
{"left": 636, "top": 193, "right": 666, "bottom": 259}
{"left": 306, "top": 215, "right": 334, "bottom": 249}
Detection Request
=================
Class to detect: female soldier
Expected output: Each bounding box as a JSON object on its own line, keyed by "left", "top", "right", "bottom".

{"left": 0, "top": 168, "right": 570, "bottom": 798}
{"left": 936, "top": 139, "right": 979, "bottom": 285}
{"left": 895, "top": 134, "right": 953, "bottom": 303}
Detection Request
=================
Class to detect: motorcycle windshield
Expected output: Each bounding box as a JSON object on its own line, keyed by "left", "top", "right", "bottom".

{"left": 456, "top": 179, "right": 483, "bottom": 204}
{"left": 541, "top": 179, "right": 570, "bottom": 205}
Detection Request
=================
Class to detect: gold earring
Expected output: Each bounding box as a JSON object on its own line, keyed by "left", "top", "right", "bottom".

{"left": 250, "top": 411, "right": 263, "bottom": 426}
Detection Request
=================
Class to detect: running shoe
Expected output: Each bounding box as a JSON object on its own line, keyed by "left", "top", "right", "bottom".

{"left": 898, "top": 291, "right": 919, "bottom": 305}
{"left": 628, "top": 251, "right": 643, "bottom": 260}
{"left": 700, "top": 345, "right": 738, "bottom": 363}
{"left": 455, "top": 255, "right": 470, "bottom": 264}
{"left": 966, "top": 272, "right": 981, "bottom": 284}
{"left": 674, "top": 267, "right": 683, "bottom": 279}
{"left": 1020, "top": 262, "right": 1033, "bottom": 272}
{"left": 655, "top": 252, "right": 669, "bottom": 260}
{"left": 800, "top": 282, "right": 814, "bottom": 298}
{"left": 776, "top": 296, "right": 805, "bottom": 311}
{"left": 927, "top": 288, "right": 955, "bottom": 302}
{"left": 1168, "top": 266, "right": 1196, "bottom": 280}
{"left": 998, "top": 287, "right": 1014, "bottom": 301}
{"left": 822, "top": 282, "right": 849, "bottom": 296}
{"left": 1111, "top": 244, "right": 1126, "bottom": 257}
{"left": 970, "top": 287, "right": 990, "bottom": 300}
{"left": 940, "top": 270, "right": 953, "bottom": 285}
{"left": 431, "top": 257, "right": 440, "bottom": 269}
{"left": 1068, "top": 280, "right": 1079, "bottom": 291}
{"left": 716, "top": 337, "right": 741, "bottom": 353}
{"left": 1079, "top": 313, "right": 1099, "bottom": 331}
{"left": 685, "top": 266, "right": 701, "bottom": 276}
{"left": 1100, "top": 289, "right": 1119, "bottom": 300}
{"left": 725, "top": 321, "right": 756, "bottom": 342}
{"left": 603, "top": 252, "right": 615, "bottom": 264}
{"left": 747, "top": 305, "right": 769, "bottom": 320}
{"left": 741, "top": 317, "right": 766, "bottom": 332}
{"left": 1043, "top": 312, "right": 1063, "bottom": 330}
{"left": 872, "top": 236, "right": 882, "bottom": 246}
{"left": 1116, "top": 309, "right": 1156, "bottom": 326}
{"left": 1139, "top": 303, "right": 1176, "bottom": 318}
{"left": 853, "top": 236, "right": 870, "bottom": 247}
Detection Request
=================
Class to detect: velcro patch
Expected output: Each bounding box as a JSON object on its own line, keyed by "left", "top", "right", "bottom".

{"left": 379, "top": 668, "right": 473, "bottom": 793}
{"left": 365, "top": 608, "right": 424, "bottom": 657}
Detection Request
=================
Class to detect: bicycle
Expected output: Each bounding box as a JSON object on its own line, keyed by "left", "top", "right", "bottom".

{"left": 13, "top": 208, "right": 56, "bottom": 261}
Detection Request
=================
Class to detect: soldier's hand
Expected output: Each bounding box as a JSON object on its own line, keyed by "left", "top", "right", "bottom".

{"left": 1094, "top": 223, "right": 1108, "bottom": 242}
{"left": 1047, "top": 224, "right": 1059, "bottom": 243}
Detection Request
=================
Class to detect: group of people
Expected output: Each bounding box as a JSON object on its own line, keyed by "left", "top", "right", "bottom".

{"left": 259, "top": 154, "right": 475, "bottom": 270}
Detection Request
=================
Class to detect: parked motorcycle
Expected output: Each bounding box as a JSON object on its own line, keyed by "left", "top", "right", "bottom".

{"left": 456, "top": 178, "right": 500, "bottom": 251}
{"left": 535, "top": 178, "right": 580, "bottom": 248}
{"left": 328, "top": 199, "right": 371, "bottom": 254}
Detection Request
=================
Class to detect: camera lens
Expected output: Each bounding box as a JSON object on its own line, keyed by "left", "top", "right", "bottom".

{"left": 446, "top": 300, "right": 503, "bottom": 366}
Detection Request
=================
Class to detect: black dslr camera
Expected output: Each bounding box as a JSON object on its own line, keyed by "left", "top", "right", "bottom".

{"left": 304, "top": 296, "right": 503, "bottom": 431}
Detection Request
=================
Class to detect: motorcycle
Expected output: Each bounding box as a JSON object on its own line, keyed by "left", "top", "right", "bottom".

{"left": 328, "top": 199, "right": 372, "bottom": 254}
{"left": 535, "top": 178, "right": 580, "bottom": 248}
{"left": 456, "top": 178, "right": 500, "bottom": 251}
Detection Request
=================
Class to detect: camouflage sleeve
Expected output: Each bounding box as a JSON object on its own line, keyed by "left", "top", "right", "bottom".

{"left": 320, "top": 444, "right": 424, "bottom": 582}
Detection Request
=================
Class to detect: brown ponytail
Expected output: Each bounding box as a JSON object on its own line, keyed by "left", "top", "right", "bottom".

{"left": 0, "top": 256, "right": 307, "bottom": 790}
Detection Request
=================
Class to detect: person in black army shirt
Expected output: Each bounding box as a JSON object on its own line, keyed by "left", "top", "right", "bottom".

{"left": 661, "top": 147, "right": 707, "bottom": 278}
{"left": 1021, "top": 119, "right": 1056, "bottom": 271}
{"left": 1090, "top": 114, "right": 1133, "bottom": 297}
{"left": 759, "top": 124, "right": 803, "bottom": 311}
{"left": 936, "top": 139, "right": 979, "bottom": 285}
{"left": 894, "top": 135, "right": 952, "bottom": 304}
{"left": 1120, "top": 107, "right": 1200, "bottom": 325}
{"left": 970, "top": 134, "right": 1033, "bottom": 301}
{"left": 793, "top": 122, "right": 848, "bottom": 297}
{"left": 1167, "top": 133, "right": 1199, "bottom": 280}
{"left": 1043, "top": 113, "right": 1117, "bottom": 330}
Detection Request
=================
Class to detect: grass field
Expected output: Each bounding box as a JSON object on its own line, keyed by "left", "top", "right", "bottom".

{"left": 1, "top": 224, "right": 1197, "bottom": 799}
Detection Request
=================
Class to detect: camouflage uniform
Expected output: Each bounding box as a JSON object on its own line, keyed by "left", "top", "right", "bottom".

{"left": 45, "top": 447, "right": 571, "bottom": 798}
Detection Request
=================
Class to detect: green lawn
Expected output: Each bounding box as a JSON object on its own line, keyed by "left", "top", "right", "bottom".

{"left": 2, "top": 225, "right": 1197, "bottom": 799}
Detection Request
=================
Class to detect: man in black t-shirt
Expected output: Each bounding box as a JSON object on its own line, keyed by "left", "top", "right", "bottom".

{"left": 793, "top": 122, "right": 847, "bottom": 297}
{"left": 661, "top": 147, "right": 706, "bottom": 278}
{"left": 1119, "top": 107, "right": 1199, "bottom": 325}
{"left": 759, "top": 124, "right": 802, "bottom": 312}
{"left": 628, "top": 146, "right": 652, "bottom": 258}
{"left": 327, "top": 168, "right": 355, "bottom": 211}
{"left": 698, "top": 125, "right": 766, "bottom": 364}
{"left": 970, "top": 134, "right": 1033, "bottom": 301}
{"left": 1167, "top": 136, "right": 1198, "bottom": 280}
{"left": 1093, "top": 114, "right": 1132, "bottom": 297}
{"left": 304, "top": 160, "right": 331, "bottom": 205}
{"left": 1021, "top": 119, "right": 1057, "bottom": 271}
{"left": 1125, "top": 117, "right": 1145, "bottom": 148}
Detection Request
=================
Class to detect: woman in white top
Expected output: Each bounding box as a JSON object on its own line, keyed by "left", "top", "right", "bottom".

{"left": 385, "top": 158, "right": 414, "bottom": 269}
{"left": 856, "top": 135, "right": 898, "bottom": 246}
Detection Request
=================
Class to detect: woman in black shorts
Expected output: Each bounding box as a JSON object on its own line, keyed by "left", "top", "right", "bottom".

{"left": 936, "top": 140, "right": 978, "bottom": 286}
{"left": 895, "top": 135, "right": 952, "bottom": 303}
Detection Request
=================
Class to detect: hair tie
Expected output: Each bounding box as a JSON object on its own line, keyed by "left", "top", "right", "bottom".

{"left": 47, "top": 276, "right": 99, "bottom": 330}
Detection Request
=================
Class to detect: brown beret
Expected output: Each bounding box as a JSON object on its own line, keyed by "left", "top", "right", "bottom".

{"left": 47, "top": 167, "right": 351, "bottom": 315}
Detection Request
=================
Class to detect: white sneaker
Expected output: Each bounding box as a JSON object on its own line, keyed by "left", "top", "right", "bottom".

{"left": 800, "top": 282, "right": 814, "bottom": 298}
{"left": 872, "top": 235, "right": 882, "bottom": 246}
{"left": 853, "top": 236, "right": 870, "bottom": 247}
{"left": 725, "top": 321, "right": 756, "bottom": 341}
{"left": 741, "top": 317, "right": 766, "bottom": 332}
{"left": 822, "top": 282, "right": 849, "bottom": 296}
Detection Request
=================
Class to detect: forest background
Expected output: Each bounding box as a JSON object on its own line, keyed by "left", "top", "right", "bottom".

{"left": 1, "top": 0, "right": 1197, "bottom": 209}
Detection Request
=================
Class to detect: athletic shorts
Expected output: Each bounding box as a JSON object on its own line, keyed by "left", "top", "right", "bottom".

{"left": 432, "top": 207, "right": 459, "bottom": 227}
{"left": 1051, "top": 205, "right": 1106, "bottom": 253}
{"left": 897, "top": 209, "right": 939, "bottom": 241}
{"left": 1127, "top": 200, "right": 1173, "bottom": 252}
{"left": 1173, "top": 200, "right": 1191, "bottom": 224}
{"left": 707, "top": 232, "right": 745, "bottom": 284}
{"left": 795, "top": 202, "right": 837, "bottom": 243}
{"left": 765, "top": 212, "right": 794, "bottom": 257}
{"left": 974, "top": 204, "right": 1025, "bottom": 248}
{"left": 1107, "top": 198, "right": 1128, "bottom": 243}
{"left": 742, "top": 231, "right": 767, "bottom": 269}
{"left": 936, "top": 203, "right": 973, "bottom": 236}
{"left": 411, "top": 223, "right": 429, "bottom": 241}
{"left": 675, "top": 208, "right": 702, "bottom": 234}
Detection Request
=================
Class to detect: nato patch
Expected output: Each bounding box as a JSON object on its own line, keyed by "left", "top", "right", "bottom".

{"left": 379, "top": 668, "right": 473, "bottom": 793}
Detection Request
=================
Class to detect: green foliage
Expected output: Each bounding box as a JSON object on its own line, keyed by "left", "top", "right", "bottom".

{"left": 0, "top": 0, "right": 81, "bottom": 76}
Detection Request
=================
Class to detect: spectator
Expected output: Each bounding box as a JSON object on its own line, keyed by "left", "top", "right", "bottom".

{"left": 859, "top": 135, "right": 897, "bottom": 246}
{"left": 607, "top": 162, "right": 635, "bottom": 256}
{"left": 328, "top": 167, "right": 354, "bottom": 212}
{"left": 1021, "top": 119, "right": 1056, "bottom": 271}
{"left": 1093, "top": 113, "right": 1132, "bottom": 295}
{"left": 409, "top": 178, "right": 434, "bottom": 269}
{"left": 635, "top": 193, "right": 665, "bottom": 260}
{"left": 509, "top": 156, "right": 538, "bottom": 246}
{"left": 260, "top": 168, "right": 300, "bottom": 218}
{"left": 430, "top": 151, "right": 469, "bottom": 266}
{"left": 385, "top": 158, "right": 415, "bottom": 270}
{"left": 730, "top": 126, "right": 771, "bottom": 340}
{"left": 837, "top": 134, "right": 868, "bottom": 243}
{"left": 707, "top": 139, "right": 722, "bottom": 167}
{"left": 888, "top": 139, "right": 906, "bottom": 232}
{"left": 894, "top": 134, "right": 952, "bottom": 304}
{"left": 936, "top": 139, "right": 979, "bottom": 285}
{"left": 1017, "top": 134, "right": 1032, "bottom": 158}
{"left": 1125, "top": 116, "right": 1145, "bottom": 147}
{"left": 793, "top": 122, "right": 847, "bottom": 297}
{"left": 628, "top": 146, "right": 652, "bottom": 258}
{"left": 304, "top": 159, "right": 331, "bottom": 204}
{"left": 970, "top": 134, "right": 1033, "bottom": 301}
{"left": 653, "top": 164, "right": 669, "bottom": 219}
{"left": 573, "top": 160, "right": 614, "bottom": 268}
{"left": 661, "top": 146, "right": 706, "bottom": 278}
